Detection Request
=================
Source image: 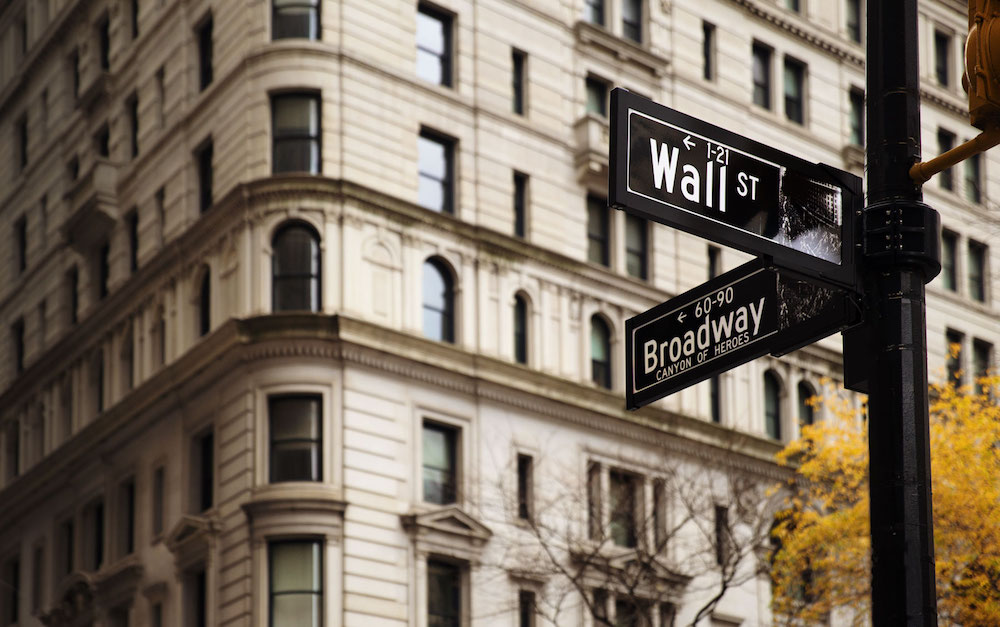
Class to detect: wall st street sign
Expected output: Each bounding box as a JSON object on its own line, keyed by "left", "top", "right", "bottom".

{"left": 610, "top": 88, "right": 862, "bottom": 291}
{"left": 625, "top": 259, "right": 857, "bottom": 410}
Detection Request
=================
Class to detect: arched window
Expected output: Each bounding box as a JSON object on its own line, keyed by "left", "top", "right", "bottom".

{"left": 591, "top": 316, "right": 611, "bottom": 389}
{"left": 797, "top": 381, "right": 815, "bottom": 426}
{"left": 198, "top": 268, "right": 211, "bottom": 337}
{"left": 513, "top": 294, "right": 528, "bottom": 365}
{"left": 423, "top": 258, "right": 454, "bottom": 343}
{"left": 272, "top": 222, "right": 321, "bottom": 312}
{"left": 764, "top": 371, "right": 782, "bottom": 440}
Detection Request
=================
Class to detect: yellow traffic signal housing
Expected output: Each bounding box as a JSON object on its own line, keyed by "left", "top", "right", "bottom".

{"left": 966, "top": 0, "right": 1000, "bottom": 128}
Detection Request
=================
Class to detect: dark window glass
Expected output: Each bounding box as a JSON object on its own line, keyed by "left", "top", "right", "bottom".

{"left": 99, "top": 242, "right": 110, "bottom": 299}
{"left": 67, "top": 156, "right": 79, "bottom": 181}
{"left": 584, "top": 0, "right": 604, "bottom": 26}
{"left": 593, "top": 589, "right": 608, "bottom": 619}
{"left": 846, "top": 0, "right": 861, "bottom": 43}
{"left": 764, "top": 371, "right": 781, "bottom": 439}
{"left": 973, "top": 339, "right": 992, "bottom": 383}
{"left": 518, "top": 590, "right": 535, "bottom": 627}
{"left": 941, "top": 231, "right": 957, "bottom": 291}
{"left": 98, "top": 14, "right": 110, "bottom": 70}
{"left": 965, "top": 153, "right": 982, "bottom": 204}
{"left": 969, "top": 241, "right": 987, "bottom": 302}
{"left": 121, "top": 478, "right": 135, "bottom": 555}
{"left": 752, "top": 43, "right": 771, "bottom": 109}
{"left": 199, "top": 270, "right": 210, "bottom": 337}
{"left": 625, "top": 214, "right": 647, "bottom": 280}
{"left": 15, "top": 216, "right": 26, "bottom": 273}
{"left": 512, "top": 50, "right": 525, "bottom": 115}
{"left": 152, "top": 466, "right": 165, "bottom": 536}
{"left": 418, "top": 131, "right": 454, "bottom": 213}
{"left": 703, "top": 22, "right": 715, "bottom": 81}
{"left": 623, "top": 0, "right": 642, "bottom": 43}
{"left": 31, "top": 546, "right": 42, "bottom": 613}
{"left": 4, "top": 422, "right": 18, "bottom": 479}
{"left": 68, "top": 266, "right": 79, "bottom": 324}
{"left": 272, "top": 223, "right": 321, "bottom": 312}
{"left": 198, "top": 15, "right": 213, "bottom": 90}
{"left": 422, "top": 259, "right": 455, "bottom": 343}
{"left": 586, "top": 195, "right": 609, "bottom": 266}
{"left": 94, "top": 351, "right": 104, "bottom": 414}
{"left": 17, "top": 115, "right": 27, "bottom": 171}
{"left": 70, "top": 49, "right": 81, "bottom": 99}
{"left": 195, "top": 430, "right": 214, "bottom": 512}
{"left": 785, "top": 0, "right": 800, "bottom": 11}
{"left": 784, "top": 57, "right": 805, "bottom": 124}
{"left": 86, "top": 499, "right": 104, "bottom": 570}
{"left": 514, "top": 295, "right": 528, "bottom": 365}
{"left": 269, "top": 541, "right": 322, "bottom": 627}
{"left": 269, "top": 396, "right": 321, "bottom": 482}
{"left": 938, "top": 129, "right": 955, "bottom": 191}
{"left": 946, "top": 329, "right": 964, "bottom": 383}
{"left": 708, "top": 245, "right": 720, "bottom": 279}
{"left": 427, "top": 560, "right": 461, "bottom": 627}
{"left": 128, "top": 211, "right": 139, "bottom": 272}
{"left": 710, "top": 375, "right": 721, "bottom": 423}
{"left": 652, "top": 479, "right": 666, "bottom": 547}
{"left": 591, "top": 315, "right": 611, "bottom": 389}
{"left": 849, "top": 88, "right": 865, "bottom": 146}
{"left": 128, "top": 94, "right": 139, "bottom": 158}
{"left": 131, "top": 0, "right": 140, "bottom": 38}
{"left": 585, "top": 77, "right": 607, "bottom": 116}
{"left": 416, "top": 5, "right": 452, "bottom": 87}
{"left": 517, "top": 453, "right": 532, "bottom": 520}
{"left": 797, "top": 381, "right": 815, "bottom": 426}
{"left": 187, "top": 568, "right": 207, "bottom": 627}
{"left": 152, "top": 603, "right": 163, "bottom": 627}
{"left": 609, "top": 470, "right": 638, "bottom": 547}
{"left": 423, "top": 422, "right": 457, "bottom": 504}
{"left": 935, "top": 31, "right": 951, "bottom": 87}
{"left": 96, "top": 124, "right": 110, "bottom": 158}
{"left": 587, "top": 462, "right": 601, "bottom": 539}
{"left": 513, "top": 172, "right": 527, "bottom": 238}
{"left": 2, "top": 557, "right": 18, "bottom": 624}
{"left": 714, "top": 505, "right": 729, "bottom": 565}
{"left": 11, "top": 318, "right": 24, "bottom": 374}
{"left": 272, "top": 94, "right": 320, "bottom": 174}
{"left": 60, "top": 519, "right": 74, "bottom": 576}
{"left": 273, "top": 0, "right": 319, "bottom": 40}
{"left": 197, "top": 140, "right": 213, "bottom": 212}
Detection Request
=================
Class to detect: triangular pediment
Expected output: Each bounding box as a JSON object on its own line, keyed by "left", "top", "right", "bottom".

{"left": 165, "top": 514, "right": 218, "bottom": 552}
{"left": 402, "top": 506, "right": 492, "bottom": 544}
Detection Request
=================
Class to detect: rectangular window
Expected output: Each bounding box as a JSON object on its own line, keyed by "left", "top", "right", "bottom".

{"left": 68, "top": 266, "right": 79, "bottom": 325}
{"left": 941, "top": 230, "right": 957, "bottom": 291}
{"left": 423, "top": 422, "right": 457, "bottom": 504}
{"left": 784, "top": 57, "right": 805, "bottom": 124}
{"left": 946, "top": 329, "right": 964, "bottom": 384}
{"left": 938, "top": 128, "right": 956, "bottom": 190}
{"left": 131, "top": 0, "right": 140, "bottom": 38}
{"left": 416, "top": 4, "right": 452, "bottom": 87}
{"left": 31, "top": 545, "right": 42, "bottom": 613}
{"left": 15, "top": 215, "right": 26, "bottom": 274}
{"left": 585, "top": 76, "right": 608, "bottom": 117}
{"left": 703, "top": 22, "right": 715, "bottom": 81}
{"left": 968, "top": 240, "right": 987, "bottom": 302}
{"left": 427, "top": 559, "right": 461, "bottom": 626}
{"left": 417, "top": 129, "right": 455, "bottom": 214}
{"left": 2, "top": 556, "right": 18, "bottom": 625}
{"left": 58, "top": 519, "right": 74, "bottom": 577}
{"left": 625, "top": 214, "right": 647, "bottom": 280}
{"left": 849, "top": 88, "right": 865, "bottom": 146}
{"left": 196, "top": 139, "right": 213, "bottom": 212}
{"left": 3, "top": 421, "right": 17, "bottom": 479}
{"left": 70, "top": 48, "right": 81, "bottom": 100}
{"left": 714, "top": 504, "right": 729, "bottom": 565}
{"left": 518, "top": 589, "right": 535, "bottom": 627}
{"left": 156, "top": 187, "right": 166, "bottom": 244}
{"left": 16, "top": 114, "right": 28, "bottom": 171}
{"left": 846, "top": 0, "right": 861, "bottom": 43}
{"left": 587, "top": 461, "right": 601, "bottom": 540}
{"left": 128, "top": 211, "right": 139, "bottom": 273}
{"left": 652, "top": 478, "right": 666, "bottom": 548}
{"left": 119, "top": 477, "right": 136, "bottom": 556}
{"left": 12, "top": 318, "right": 24, "bottom": 374}
{"left": 623, "top": 0, "right": 642, "bottom": 43}
{"left": 96, "top": 123, "right": 110, "bottom": 158}
{"left": 272, "top": 93, "right": 321, "bottom": 174}
{"left": 935, "top": 30, "right": 951, "bottom": 87}
{"left": 584, "top": 0, "right": 604, "bottom": 26}
{"left": 273, "top": 0, "right": 320, "bottom": 40}
{"left": 785, "top": 0, "right": 800, "bottom": 11}
{"left": 99, "top": 242, "right": 110, "bottom": 299}
{"left": 710, "top": 375, "right": 721, "bottom": 423}
{"left": 586, "top": 195, "right": 609, "bottom": 266}
{"left": 752, "top": 43, "right": 772, "bottom": 109}
{"left": 156, "top": 66, "right": 166, "bottom": 128}
{"left": 127, "top": 93, "right": 139, "bottom": 158}
{"left": 513, "top": 172, "right": 527, "bottom": 238}
{"left": 269, "top": 395, "right": 321, "bottom": 483}
{"left": 708, "top": 245, "right": 720, "bottom": 279}
{"left": 512, "top": 49, "right": 526, "bottom": 115}
{"left": 192, "top": 429, "right": 214, "bottom": 512}
{"left": 197, "top": 14, "right": 213, "bottom": 91}
{"left": 185, "top": 567, "right": 207, "bottom": 627}
{"left": 83, "top": 498, "right": 105, "bottom": 571}
{"left": 269, "top": 541, "right": 322, "bottom": 627}
{"left": 151, "top": 602, "right": 163, "bottom": 627}
{"left": 517, "top": 453, "right": 533, "bottom": 521}
{"left": 152, "top": 465, "right": 165, "bottom": 537}
{"left": 973, "top": 339, "right": 993, "bottom": 382}
{"left": 609, "top": 469, "right": 639, "bottom": 547}
{"left": 98, "top": 13, "right": 111, "bottom": 70}
{"left": 965, "top": 152, "right": 982, "bottom": 203}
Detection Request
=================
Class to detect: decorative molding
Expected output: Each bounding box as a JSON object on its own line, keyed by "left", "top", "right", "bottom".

{"left": 920, "top": 87, "right": 968, "bottom": 117}
{"left": 730, "top": 0, "right": 864, "bottom": 68}
{"left": 402, "top": 506, "right": 493, "bottom": 564}
{"left": 574, "top": 21, "right": 671, "bottom": 77}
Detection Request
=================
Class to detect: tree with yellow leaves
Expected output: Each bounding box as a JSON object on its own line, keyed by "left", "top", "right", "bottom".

{"left": 770, "top": 377, "right": 1000, "bottom": 626}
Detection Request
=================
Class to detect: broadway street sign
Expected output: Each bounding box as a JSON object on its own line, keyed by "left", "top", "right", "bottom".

{"left": 609, "top": 88, "right": 862, "bottom": 290}
{"left": 625, "top": 259, "right": 857, "bottom": 410}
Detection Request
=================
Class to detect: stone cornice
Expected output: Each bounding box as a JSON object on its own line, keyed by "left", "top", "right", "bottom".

{"left": 730, "top": 0, "right": 864, "bottom": 68}
{"left": 574, "top": 21, "right": 671, "bottom": 77}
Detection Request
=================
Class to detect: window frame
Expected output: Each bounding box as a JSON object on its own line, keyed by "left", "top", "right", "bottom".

{"left": 268, "top": 539, "right": 323, "bottom": 627}
{"left": 964, "top": 152, "right": 982, "bottom": 204}
{"left": 513, "top": 171, "right": 528, "bottom": 238}
{"left": 271, "top": 221, "right": 322, "bottom": 313}
{"left": 268, "top": 394, "right": 323, "bottom": 483}
{"left": 512, "top": 49, "right": 526, "bottom": 115}
{"left": 846, "top": 0, "right": 862, "bottom": 43}
{"left": 197, "top": 13, "right": 213, "bottom": 91}
{"left": 427, "top": 558, "right": 464, "bottom": 626}
{"left": 763, "top": 370, "right": 782, "bottom": 440}
{"left": 516, "top": 453, "right": 533, "bottom": 521}
{"left": 941, "top": 230, "right": 957, "bottom": 291}
{"left": 783, "top": 56, "right": 806, "bottom": 125}
{"left": 416, "top": 3, "right": 453, "bottom": 88}
{"left": 272, "top": 0, "right": 320, "bottom": 40}
{"left": 702, "top": 21, "right": 716, "bottom": 81}
{"left": 797, "top": 381, "right": 816, "bottom": 427}
{"left": 590, "top": 314, "right": 612, "bottom": 389}
{"left": 587, "top": 195, "right": 610, "bottom": 267}
{"left": 968, "top": 239, "right": 987, "bottom": 303}
{"left": 271, "top": 92, "right": 322, "bottom": 175}
{"left": 937, "top": 128, "right": 956, "bottom": 191}
{"left": 422, "top": 257, "right": 456, "bottom": 344}
{"left": 422, "top": 420, "right": 459, "bottom": 505}
{"left": 934, "top": 29, "right": 951, "bottom": 88}
{"left": 622, "top": 0, "right": 642, "bottom": 43}
{"left": 849, "top": 87, "right": 865, "bottom": 146}
{"left": 584, "top": 0, "right": 605, "bottom": 26}
{"left": 585, "top": 76, "right": 609, "bottom": 117}
{"left": 625, "top": 213, "right": 648, "bottom": 280}
{"left": 196, "top": 138, "right": 214, "bottom": 213}
{"left": 513, "top": 293, "right": 529, "bottom": 365}
{"left": 752, "top": 42, "right": 773, "bottom": 110}
{"left": 418, "top": 128, "right": 456, "bottom": 215}
{"left": 190, "top": 427, "right": 215, "bottom": 513}
{"left": 946, "top": 328, "right": 965, "bottom": 384}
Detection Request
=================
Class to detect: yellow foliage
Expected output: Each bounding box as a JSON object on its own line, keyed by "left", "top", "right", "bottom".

{"left": 770, "top": 377, "right": 1000, "bottom": 626}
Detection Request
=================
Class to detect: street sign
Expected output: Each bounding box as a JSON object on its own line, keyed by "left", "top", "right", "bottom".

{"left": 609, "top": 88, "right": 862, "bottom": 290}
{"left": 625, "top": 259, "right": 857, "bottom": 410}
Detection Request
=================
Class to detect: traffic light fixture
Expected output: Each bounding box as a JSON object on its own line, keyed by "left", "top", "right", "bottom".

{"left": 966, "top": 0, "right": 1000, "bottom": 128}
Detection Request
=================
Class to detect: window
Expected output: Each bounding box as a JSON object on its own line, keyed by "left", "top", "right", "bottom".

{"left": 156, "top": 187, "right": 166, "bottom": 244}
{"left": 197, "top": 14, "right": 213, "bottom": 90}
{"left": 16, "top": 114, "right": 27, "bottom": 171}
{"left": 273, "top": 0, "right": 320, "bottom": 40}
{"left": 192, "top": 429, "right": 214, "bottom": 512}
{"left": 587, "top": 462, "right": 602, "bottom": 539}
{"left": 185, "top": 567, "right": 207, "bottom": 627}
{"left": 95, "top": 242, "right": 110, "bottom": 300}
{"left": 423, "top": 422, "right": 457, "bottom": 504}
{"left": 269, "top": 541, "right": 322, "bottom": 627}
{"left": 652, "top": 479, "right": 666, "bottom": 548}
{"left": 67, "top": 155, "right": 79, "bottom": 181}
{"left": 973, "top": 339, "right": 993, "bottom": 383}
{"left": 68, "top": 266, "right": 79, "bottom": 324}
{"left": 797, "top": 381, "right": 815, "bottom": 426}
{"left": 584, "top": 0, "right": 604, "bottom": 26}
{"left": 513, "top": 171, "right": 527, "bottom": 238}
{"left": 848, "top": 88, "right": 865, "bottom": 147}
{"left": 119, "top": 477, "right": 136, "bottom": 556}
{"left": 516, "top": 453, "right": 533, "bottom": 521}
{"left": 130, "top": 0, "right": 140, "bottom": 38}
{"left": 93, "top": 350, "right": 105, "bottom": 414}
{"left": 846, "top": 0, "right": 861, "bottom": 43}
{"left": 14, "top": 214, "right": 26, "bottom": 273}
{"left": 156, "top": 66, "right": 166, "bottom": 128}
{"left": 98, "top": 13, "right": 111, "bottom": 70}
{"left": 625, "top": 214, "right": 647, "bottom": 280}
{"left": 272, "top": 222, "right": 321, "bottom": 312}
{"left": 784, "top": 57, "right": 805, "bottom": 124}
{"left": 703, "top": 22, "right": 716, "bottom": 81}
{"left": 585, "top": 76, "right": 608, "bottom": 117}
{"left": 938, "top": 129, "right": 955, "bottom": 191}
{"left": 946, "top": 329, "right": 964, "bottom": 383}
{"left": 127, "top": 211, "right": 139, "bottom": 273}
{"left": 622, "top": 0, "right": 642, "bottom": 43}
{"left": 708, "top": 245, "right": 720, "bottom": 279}
{"left": 12, "top": 318, "right": 24, "bottom": 375}
{"left": 3, "top": 421, "right": 18, "bottom": 480}
{"left": 934, "top": 30, "right": 951, "bottom": 87}
{"left": 127, "top": 93, "right": 139, "bottom": 158}
{"left": 512, "top": 50, "right": 526, "bottom": 115}
{"left": 764, "top": 371, "right": 781, "bottom": 439}
{"left": 710, "top": 376, "right": 721, "bottom": 423}
{"left": 2, "top": 556, "right": 18, "bottom": 625}
{"left": 416, "top": 4, "right": 452, "bottom": 87}
{"left": 31, "top": 545, "right": 42, "bottom": 613}
{"left": 941, "top": 230, "right": 957, "bottom": 291}
{"left": 418, "top": 130, "right": 455, "bottom": 214}
{"left": 965, "top": 153, "right": 982, "bottom": 204}
{"left": 37, "top": 300, "right": 46, "bottom": 351}
{"left": 587, "top": 195, "right": 609, "bottom": 266}
{"left": 968, "top": 240, "right": 987, "bottom": 303}
{"left": 70, "top": 48, "right": 81, "bottom": 100}
{"left": 152, "top": 307, "right": 166, "bottom": 367}
{"left": 514, "top": 294, "right": 528, "bottom": 365}
{"left": 714, "top": 505, "right": 730, "bottom": 565}
{"left": 83, "top": 498, "right": 105, "bottom": 571}
{"left": 196, "top": 139, "right": 213, "bottom": 212}
{"left": 152, "top": 465, "right": 165, "bottom": 537}
{"left": 96, "top": 123, "right": 110, "bottom": 158}
{"left": 422, "top": 258, "right": 455, "bottom": 343}
{"left": 785, "top": 0, "right": 800, "bottom": 11}
{"left": 151, "top": 602, "right": 163, "bottom": 627}
{"left": 752, "top": 43, "right": 772, "bottom": 109}
{"left": 427, "top": 559, "right": 461, "bottom": 626}
{"left": 272, "top": 93, "right": 320, "bottom": 174}
{"left": 269, "top": 395, "right": 321, "bottom": 482}
{"left": 591, "top": 315, "right": 611, "bottom": 389}
{"left": 518, "top": 590, "right": 536, "bottom": 627}
{"left": 58, "top": 518, "right": 74, "bottom": 577}
{"left": 609, "top": 470, "right": 639, "bottom": 547}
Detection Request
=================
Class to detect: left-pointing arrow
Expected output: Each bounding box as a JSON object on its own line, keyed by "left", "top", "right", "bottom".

{"left": 677, "top": 312, "right": 686, "bottom": 323}
{"left": 683, "top": 135, "right": 695, "bottom": 150}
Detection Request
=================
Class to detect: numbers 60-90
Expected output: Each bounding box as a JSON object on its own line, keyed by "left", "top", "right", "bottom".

{"left": 694, "top": 287, "right": 735, "bottom": 318}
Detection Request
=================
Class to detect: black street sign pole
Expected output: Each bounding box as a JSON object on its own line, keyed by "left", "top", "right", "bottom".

{"left": 864, "top": 1, "right": 940, "bottom": 624}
